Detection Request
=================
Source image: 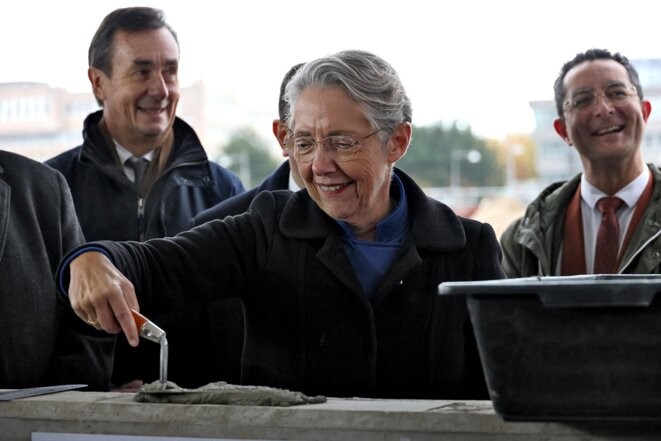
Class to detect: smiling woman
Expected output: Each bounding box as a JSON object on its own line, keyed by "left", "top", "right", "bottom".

{"left": 57, "top": 49, "right": 505, "bottom": 400}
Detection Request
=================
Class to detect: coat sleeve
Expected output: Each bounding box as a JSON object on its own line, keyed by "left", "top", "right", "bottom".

{"left": 462, "top": 220, "right": 504, "bottom": 399}
{"left": 76, "top": 191, "right": 284, "bottom": 312}
{"left": 471, "top": 221, "right": 505, "bottom": 281}
{"left": 499, "top": 217, "right": 525, "bottom": 278}
{"left": 49, "top": 171, "right": 114, "bottom": 391}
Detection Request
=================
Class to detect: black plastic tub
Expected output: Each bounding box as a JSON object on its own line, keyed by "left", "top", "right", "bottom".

{"left": 439, "top": 275, "right": 661, "bottom": 421}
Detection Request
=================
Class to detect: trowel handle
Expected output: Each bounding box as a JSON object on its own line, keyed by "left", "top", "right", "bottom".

{"left": 131, "top": 309, "right": 148, "bottom": 329}
{"left": 130, "top": 309, "right": 166, "bottom": 343}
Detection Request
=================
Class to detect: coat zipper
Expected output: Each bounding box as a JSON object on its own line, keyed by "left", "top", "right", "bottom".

{"left": 618, "top": 227, "right": 661, "bottom": 273}
{"left": 137, "top": 197, "right": 146, "bottom": 242}
{"left": 136, "top": 159, "right": 208, "bottom": 241}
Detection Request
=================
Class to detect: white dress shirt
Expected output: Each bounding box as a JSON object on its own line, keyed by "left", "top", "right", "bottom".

{"left": 114, "top": 142, "right": 154, "bottom": 183}
{"left": 580, "top": 166, "right": 649, "bottom": 273}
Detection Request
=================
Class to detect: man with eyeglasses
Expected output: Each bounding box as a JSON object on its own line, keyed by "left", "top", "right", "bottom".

{"left": 501, "top": 48, "right": 661, "bottom": 277}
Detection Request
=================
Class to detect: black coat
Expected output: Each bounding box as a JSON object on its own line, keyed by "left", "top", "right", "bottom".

{"left": 69, "top": 169, "right": 504, "bottom": 398}
{"left": 46, "top": 110, "right": 245, "bottom": 242}
{"left": 181, "top": 160, "right": 293, "bottom": 385}
{"left": 46, "top": 110, "right": 245, "bottom": 388}
{"left": 0, "top": 151, "right": 112, "bottom": 389}
{"left": 192, "top": 160, "right": 292, "bottom": 226}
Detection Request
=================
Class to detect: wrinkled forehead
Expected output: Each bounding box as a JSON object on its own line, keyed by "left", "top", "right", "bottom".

{"left": 290, "top": 86, "right": 368, "bottom": 132}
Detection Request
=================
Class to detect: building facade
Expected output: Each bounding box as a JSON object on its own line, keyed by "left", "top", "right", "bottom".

{"left": 0, "top": 81, "right": 208, "bottom": 162}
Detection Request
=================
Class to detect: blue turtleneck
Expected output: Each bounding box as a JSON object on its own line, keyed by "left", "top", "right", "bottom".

{"left": 335, "top": 174, "right": 409, "bottom": 297}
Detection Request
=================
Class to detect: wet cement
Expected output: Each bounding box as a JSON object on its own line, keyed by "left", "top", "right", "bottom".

{"left": 134, "top": 380, "right": 327, "bottom": 406}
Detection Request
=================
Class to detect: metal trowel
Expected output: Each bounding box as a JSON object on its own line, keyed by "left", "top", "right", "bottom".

{"left": 131, "top": 309, "right": 169, "bottom": 386}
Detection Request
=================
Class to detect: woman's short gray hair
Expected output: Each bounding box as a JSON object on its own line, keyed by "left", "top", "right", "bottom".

{"left": 284, "top": 50, "right": 412, "bottom": 143}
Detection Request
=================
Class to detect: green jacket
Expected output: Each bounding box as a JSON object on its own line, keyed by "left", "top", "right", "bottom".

{"left": 501, "top": 164, "right": 661, "bottom": 277}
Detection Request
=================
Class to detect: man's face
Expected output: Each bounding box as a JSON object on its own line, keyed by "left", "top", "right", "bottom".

{"left": 554, "top": 59, "right": 651, "bottom": 170}
{"left": 89, "top": 27, "right": 180, "bottom": 153}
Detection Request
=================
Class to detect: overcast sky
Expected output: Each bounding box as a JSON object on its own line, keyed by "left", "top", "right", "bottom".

{"left": 3, "top": 0, "right": 660, "bottom": 140}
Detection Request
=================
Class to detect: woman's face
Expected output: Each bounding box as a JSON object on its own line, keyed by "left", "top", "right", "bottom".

{"left": 291, "top": 86, "right": 409, "bottom": 239}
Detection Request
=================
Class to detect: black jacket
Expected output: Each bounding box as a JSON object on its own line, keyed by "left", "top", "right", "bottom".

{"left": 46, "top": 110, "right": 245, "bottom": 242}
{"left": 46, "top": 110, "right": 245, "bottom": 387}
{"left": 183, "top": 160, "right": 293, "bottom": 385}
{"left": 1, "top": 151, "right": 112, "bottom": 389}
{"left": 501, "top": 164, "right": 661, "bottom": 276}
{"left": 65, "top": 169, "right": 504, "bottom": 398}
{"left": 193, "top": 160, "right": 291, "bottom": 226}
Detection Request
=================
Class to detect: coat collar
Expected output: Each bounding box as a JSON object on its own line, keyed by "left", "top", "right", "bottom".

{"left": 256, "top": 161, "right": 291, "bottom": 193}
{"left": 0, "top": 164, "right": 7, "bottom": 263}
{"left": 80, "top": 110, "right": 209, "bottom": 168}
{"left": 279, "top": 168, "right": 467, "bottom": 252}
{"left": 513, "top": 164, "right": 661, "bottom": 274}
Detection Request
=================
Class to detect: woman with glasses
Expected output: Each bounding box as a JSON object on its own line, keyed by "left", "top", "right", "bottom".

{"left": 59, "top": 50, "right": 503, "bottom": 399}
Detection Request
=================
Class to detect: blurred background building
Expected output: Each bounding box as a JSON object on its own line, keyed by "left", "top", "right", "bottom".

{"left": 2, "top": 58, "right": 659, "bottom": 238}
{"left": 0, "top": 80, "right": 222, "bottom": 162}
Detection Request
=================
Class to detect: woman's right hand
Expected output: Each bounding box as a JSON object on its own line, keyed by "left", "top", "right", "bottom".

{"left": 69, "top": 251, "right": 141, "bottom": 346}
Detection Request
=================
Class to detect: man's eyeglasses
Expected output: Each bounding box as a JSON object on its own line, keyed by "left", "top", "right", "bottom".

{"left": 563, "top": 83, "right": 639, "bottom": 113}
{"left": 284, "top": 128, "right": 384, "bottom": 163}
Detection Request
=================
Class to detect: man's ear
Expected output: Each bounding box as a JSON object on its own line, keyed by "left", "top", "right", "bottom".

{"left": 88, "top": 67, "right": 107, "bottom": 104}
{"left": 387, "top": 122, "right": 412, "bottom": 163}
{"left": 642, "top": 99, "right": 652, "bottom": 122}
{"left": 273, "top": 119, "right": 290, "bottom": 156}
{"left": 553, "top": 118, "right": 572, "bottom": 146}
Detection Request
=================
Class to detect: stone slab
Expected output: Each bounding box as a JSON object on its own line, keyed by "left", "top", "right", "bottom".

{"left": 0, "top": 390, "right": 660, "bottom": 440}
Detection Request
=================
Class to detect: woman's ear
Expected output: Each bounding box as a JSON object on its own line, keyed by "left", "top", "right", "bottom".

{"left": 387, "top": 122, "right": 412, "bottom": 163}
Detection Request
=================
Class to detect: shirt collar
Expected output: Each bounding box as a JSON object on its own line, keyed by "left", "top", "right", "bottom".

{"left": 288, "top": 172, "right": 301, "bottom": 192}
{"left": 581, "top": 165, "right": 649, "bottom": 209}
{"left": 114, "top": 141, "right": 154, "bottom": 163}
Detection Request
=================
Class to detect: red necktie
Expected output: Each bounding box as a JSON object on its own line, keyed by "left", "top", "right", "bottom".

{"left": 593, "top": 196, "right": 624, "bottom": 274}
